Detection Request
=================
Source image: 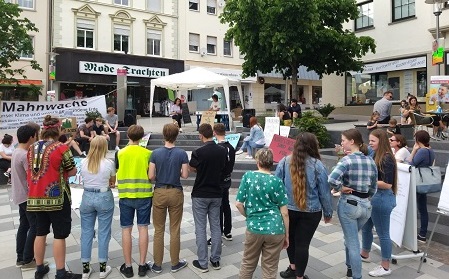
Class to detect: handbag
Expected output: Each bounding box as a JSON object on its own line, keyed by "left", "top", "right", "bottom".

{"left": 415, "top": 149, "right": 442, "bottom": 194}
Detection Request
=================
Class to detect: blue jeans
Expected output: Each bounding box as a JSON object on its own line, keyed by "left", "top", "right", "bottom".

{"left": 417, "top": 193, "right": 428, "bottom": 236}
{"left": 240, "top": 140, "right": 264, "bottom": 156}
{"left": 16, "top": 202, "right": 36, "bottom": 263}
{"left": 337, "top": 195, "right": 372, "bottom": 279}
{"left": 80, "top": 190, "right": 115, "bottom": 262}
{"left": 362, "top": 189, "right": 396, "bottom": 261}
{"left": 192, "top": 197, "right": 222, "bottom": 268}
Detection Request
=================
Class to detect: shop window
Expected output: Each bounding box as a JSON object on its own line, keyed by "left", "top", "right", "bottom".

{"left": 147, "top": 0, "right": 161, "bottom": 12}
{"left": 207, "top": 36, "right": 217, "bottom": 55}
{"left": 312, "top": 86, "right": 322, "bottom": 104}
{"left": 223, "top": 40, "right": 232, "bottom": 56}
{"left": 114, "top": 0, "right": 129, "bottom": 6}
{"left": 18, "top": 0, "right": 34, "bottom": 9}
{"left": 264, "top": 84, "right": 286, "bottom": 104}
{"left": 20, "top": 36, "right": 34, "bottom": 59}
{"left": 147, "top": 30, "right": 161, "bottom": 56}
{"left": 207, "top": 0, "right": 216, "bottom": 14}
{"left": 189, "top": 0, "right": 199, "bottom": 11}
{"left": 417, "top": 71, "right": 427, "bottom": 98}
{"left": 189, "top": 33, "right": 199, "bottom": 52}
{"left": 392, "top": 0, "right": 415, "bottom": 22}
{"left": 114, "top": 25, "right": 130, "bottom": 53}
{"left": 76, "top": 19, "right": 95, "bottom": 49}
{"left": 355, "top": 1, "right": 373, "bottom": 31}
{"left": 0, "top": 87, "right": 39, "bottom": 101}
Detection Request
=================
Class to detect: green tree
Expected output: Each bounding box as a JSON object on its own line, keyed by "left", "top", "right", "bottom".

{"left": 220, "top": 0, "right": 376, "bottom": 100}
{"left": 0, "top": 1, "right": 42, "bottom": 84}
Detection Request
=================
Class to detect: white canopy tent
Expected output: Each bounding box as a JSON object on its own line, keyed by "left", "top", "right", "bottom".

{"left": 149, "top": 67, "right": 244, "bottom": 128}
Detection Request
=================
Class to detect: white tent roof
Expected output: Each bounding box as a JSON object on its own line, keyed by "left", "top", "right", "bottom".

{"left": 149, "top": 67, "right": 244, "bottom": 130}
{"left": 151, "top": 67, "right": 241, "bottom": 90}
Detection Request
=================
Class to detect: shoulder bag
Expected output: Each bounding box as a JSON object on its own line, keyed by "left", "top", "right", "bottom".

{"left": 415, "top": 149, "right": 442, "bottom": 194}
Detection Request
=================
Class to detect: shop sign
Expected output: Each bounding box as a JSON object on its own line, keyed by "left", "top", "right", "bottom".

{"left": 79, "top": 61, "right": 169, "bottom": 78}
{"left": 432, "top": 39, "right": 444, "bottom": 65}
{"left": 349, "top": 56, "right": 427, "bottom": 75}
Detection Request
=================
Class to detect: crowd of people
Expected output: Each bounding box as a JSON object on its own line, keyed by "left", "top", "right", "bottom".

{"left": 6, "top": 109, "right": 436, "bottom": 279}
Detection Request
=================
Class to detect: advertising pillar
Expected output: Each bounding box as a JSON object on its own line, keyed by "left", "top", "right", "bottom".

{"left": 116, "top": 68, "right": 127, "bottom": 122}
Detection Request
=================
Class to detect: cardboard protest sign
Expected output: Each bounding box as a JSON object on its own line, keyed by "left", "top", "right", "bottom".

{"left": 60, "top": 117, "right": 78, "bottom": 137}
{"left": 200, "top": 111, "right": 217, "bottom": 126}
{"left": 269, "top": 134, "right": 295, "bottom": 163}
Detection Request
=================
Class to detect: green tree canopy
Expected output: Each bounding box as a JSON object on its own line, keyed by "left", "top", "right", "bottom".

{"left": 0, "top": 0, "right": 42, "bottom": 84}
{"left": 220, "top": 0, "right": 376, "bottom": 99}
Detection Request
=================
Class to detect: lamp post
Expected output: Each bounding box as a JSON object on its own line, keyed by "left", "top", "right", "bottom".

{"left": 425, "top": 0, "right": 445, "bottom": 75}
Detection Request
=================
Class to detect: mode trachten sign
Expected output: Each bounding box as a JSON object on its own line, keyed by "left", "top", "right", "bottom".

{"left": 79, "top": 61, "right": 169, "bottom": 78}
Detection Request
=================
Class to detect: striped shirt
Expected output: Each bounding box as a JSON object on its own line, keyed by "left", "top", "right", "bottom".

{"left": 328, "top": 152, "right": 378, "bottom": 197}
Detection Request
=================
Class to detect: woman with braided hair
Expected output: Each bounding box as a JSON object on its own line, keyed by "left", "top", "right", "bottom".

{"left": 276, "top": 132, "right": 333, "bottom": 279}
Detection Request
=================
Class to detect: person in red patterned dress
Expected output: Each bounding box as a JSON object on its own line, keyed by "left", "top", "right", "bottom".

{"left": 27, "top": 115, "right": 81, "bottom": 279}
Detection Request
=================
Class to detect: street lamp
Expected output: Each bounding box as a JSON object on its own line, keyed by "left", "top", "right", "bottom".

{"left": 425, "top": 0, "right": 445, "bottom": 75}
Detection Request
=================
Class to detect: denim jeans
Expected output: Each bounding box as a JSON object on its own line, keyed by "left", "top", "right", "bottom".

{"left": 337, "top": 195, "right": 372, "bottom": 279}
{"left": 16, "top": 202, "right": 36, "bottom": 263}
{"left": 220, "top": 181, "right": 232, "bottom": 235}
{"left": 192, "top": 197, "right": 222, "bottom": 267}
{"left": 362, "top": 189, "right": 396, "bottom": 261}
{"left": 80, "top": 190, "right": 115, "bottom": 262}
{"left": 417, "top": 193, "right": 428, "bottom": 236}
{"left": 240, "top": 141, "right": 265, "bottom": 156}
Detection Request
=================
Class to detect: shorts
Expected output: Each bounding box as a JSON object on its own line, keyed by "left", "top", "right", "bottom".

{"left": 119, "top": 197, "right": 152, "bottom": 228}
{"left": 35, "top": 194, "right": 72, "bottom": 239}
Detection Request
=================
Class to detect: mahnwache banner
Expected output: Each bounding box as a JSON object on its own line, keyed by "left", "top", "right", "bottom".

{"left": 0, "top": 95, "right": 106, "bottom": 129}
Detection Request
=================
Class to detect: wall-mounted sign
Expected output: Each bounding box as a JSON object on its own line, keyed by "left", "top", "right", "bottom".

{"left": 432, "top": 38, "right": 444, "bottom": 66}
{"left": 79, "top": 61, "right": 169, "bottom": 78}
{"left": 349, "top": 56, "right": 427, "bottom": 75}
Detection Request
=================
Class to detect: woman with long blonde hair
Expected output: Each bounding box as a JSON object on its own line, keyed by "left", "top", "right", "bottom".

{"left": 79, "top": 136, "right": 116, "bottom": 279}
{"left": 275, "top": 132, "right": 333, "bottom": 279}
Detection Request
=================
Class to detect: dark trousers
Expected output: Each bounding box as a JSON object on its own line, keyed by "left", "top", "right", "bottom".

{"left": 75, "top": 137, "right": 89, "bottom": 153}
{"left": 417, "top": 193, "right": 428, "bottom": 236}
{"left": 0, "top": 158, "right": 11, "bottom": 170}
{"left": 172, "top": 114, "right": 182, "bottom": 128}
{"left": 287, "top": 210, "right": 322, "bottom": 277}
{"left": 377, "top": 116, "right": 391, "bottom": 124}
{"left": 220, "top": 181, "right": 232, "bottom": 235}
{"left": 16, "top": 202, "right": 37, "bottom": 263}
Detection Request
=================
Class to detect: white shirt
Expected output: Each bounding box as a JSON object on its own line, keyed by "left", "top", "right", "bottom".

{"left": 210, "top": 101, "right": 221, "bottom": 111}
{"left": 392, "top": 147, "right": 410, "bottom": 163}
{"left": 0, "top": 144, "right": 14, "bottom": 159}
{"left": 80, "top": 158, "right": 116, "bottom": 189}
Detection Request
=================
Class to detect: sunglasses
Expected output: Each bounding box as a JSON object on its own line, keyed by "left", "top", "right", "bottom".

{"left": 389, "top": 139, "right": 397, "bottom": 142}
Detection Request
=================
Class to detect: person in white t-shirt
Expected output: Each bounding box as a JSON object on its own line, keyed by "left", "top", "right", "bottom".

{"left": 209, "top": 94, "right": 221, "bottom": 111}
{"left": 79, "top": 136, "right": 116, "bottom": 279}
{"left": 0, "top": 134, "right": 15, "bottom": 181}
{"left": 390, "top": 134, "right": 410, "bottom": 163}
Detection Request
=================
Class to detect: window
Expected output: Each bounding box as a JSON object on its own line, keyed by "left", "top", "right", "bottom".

{"left": 114, "top": 0, "right": 129, "bottom": 6}
{"left": 18, "top": 0, "right": 34, "bottom": 9}
{"left": 207, "top": 36, "right": 217, "bottom": 55}
{"left": 207, "top": 0, "right": 216, "bottom": 14}
{"left": 20, "top": 36, "right": 34, "bottom": 59}
{"left": 355, "top": 1, "right": 373, "bottom": 30}
{"left": 223, "top": 40, "right": 232, "bottom": 56}
{"left": 76, "top": 19, "right": 95, "bottom": 49}
{"left": 4, "top": 0, "right": 13, "bottom": 3}
{"left": 392, "top": 0, "right": 415, "bottom": 21}
{"left": 147, "top": 30, "right": 161, "bottom": 56}
{"left": 189, "top": 0, "right": 199, "bottom": 11}
{"left": 189, "top": 33, "right": 199, "bottom": 52}
{"left": 114, "top": 25, "right": 130, "bottom": 53}
{"left": 147, "top": 0, "right": 161, "bottom": 12}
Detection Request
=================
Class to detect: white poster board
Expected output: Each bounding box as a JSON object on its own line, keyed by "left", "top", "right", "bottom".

{"left": 437, "top": 164, "right": 449, "bottom": 213}
{"left": 264, "top": 117, "right": 280, "bottom": 147}
{"left": 401, "top": 166, "right": 419, "bottom": 252}
{"left": 390, "top": 163, "right": 412, "bottom": 247}
{"left": 279, "top": 126, "right": 291, "bottom": 138}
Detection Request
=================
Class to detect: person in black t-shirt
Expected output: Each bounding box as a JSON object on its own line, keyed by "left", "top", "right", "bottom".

{"left": 288, "top": 99, "right": 302, "bottom": 120}
{"left": 189, "top": 123, "right": 227, "bottom": 272}
{"left": 92, "top": 118, "right": 110, "bottom": 142}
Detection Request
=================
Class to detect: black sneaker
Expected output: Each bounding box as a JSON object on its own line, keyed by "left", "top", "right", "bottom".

{"left": 418, "top": 234, "right": 427, "bottom": 243}
{"left": 34, "top": 265, "right": 50, "bottom": 279}
{"left": 171, "top": 259, "right": 188, "bottom": 273}
{"left": 207, "top": 238, "right": 212, "bottom": 246}
{"left": 57, "top": 271, "right": 82, "bottom": 279}
{"left": 138, "top": 263, "right": 149, "bottom": 276}
{"left": 192, "top": 260, "right": 209, "bottom": 273}
{"left": 346, "top": 267, "right": 352, "bottom": 278}
{"left": 222, "top": 233, "right": 233, "bottom": 241}
{"left": 210, "top": 259, "right": 221, "bottom": 270}
{"left": 120, "top": 263, "right": 134, "bottom": 278}
{"left": 150, "top": 262, "right": 162, "bottom": 273}
{"left": 280, "top": 266, "right": 296, "bottom": 278}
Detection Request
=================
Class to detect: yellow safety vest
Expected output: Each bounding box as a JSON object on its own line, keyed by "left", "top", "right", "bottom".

{"left": 116, "top": 145, "right": 153, "bottom": 198}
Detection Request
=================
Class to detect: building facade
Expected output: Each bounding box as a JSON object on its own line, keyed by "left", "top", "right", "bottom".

{"left": 322, "top": 0, "right": 449, "bottom": 111}
{"left": 51, "top": 0, "right": 184, "bottom": 116}
{"left": 1, "top": 0, "right": 50, "bottom": 102}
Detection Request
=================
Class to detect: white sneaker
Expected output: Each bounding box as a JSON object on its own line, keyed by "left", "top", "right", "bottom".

{"left": 245, "top": 155, "right": 253, "bottom": 159}
{"left": 179, "top": 128, "right": 183, "bottom": 133}
{"left": 235, "top": 150, "right": 243, "bottom": 155}
{"left": 99, "top": 266, "right": 112, "bottom": 279}
{"left": 361, "top": 255, "right": 371, "bottom": 263}
{"left": 82, "top": 267, "right": 92, "bottom": 279}
{"left": 368, "top": 265, "right": 391, "bottom": 277}
{"left": 115, "top": 146, "right": 120, "bottom": 151}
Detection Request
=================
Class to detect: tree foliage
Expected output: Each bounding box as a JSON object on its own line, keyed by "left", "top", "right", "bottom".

{"left": 0, "top": 1, "right": 42, "bottom": 84}
{"left": 220, "top": 0, "right": 376, "bottom": 99}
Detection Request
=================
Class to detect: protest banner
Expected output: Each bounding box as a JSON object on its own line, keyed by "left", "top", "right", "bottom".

{"left": 269, "top": 134, "right": 295, "bottom": 163}
{"left": 213, "top": 133, "right": 241, "bottom": 149}
{"left": 0, "top": 95, "right": 106, "bottom": 129}
{"left": 139, "top": 133, "right": 151, "bottom": 147}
